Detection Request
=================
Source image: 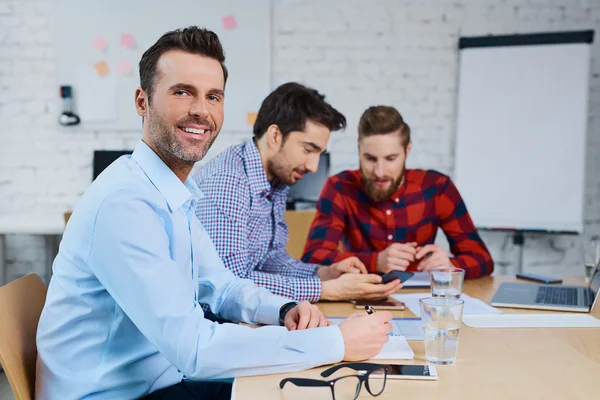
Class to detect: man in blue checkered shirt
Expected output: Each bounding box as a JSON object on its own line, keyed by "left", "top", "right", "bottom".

{"left": 194, "top": 83, "right": 401, "bottom": 302}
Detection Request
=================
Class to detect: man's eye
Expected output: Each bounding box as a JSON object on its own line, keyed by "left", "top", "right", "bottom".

{"left": 175, "top": 90, "right": 189, "bottom": 96}
{"left": 208, "top": 95, "right": 220, "bottom": 102}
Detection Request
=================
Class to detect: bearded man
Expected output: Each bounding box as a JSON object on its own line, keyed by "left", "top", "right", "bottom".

{"left": 302, "top": 106, "right": 494, "bottom": 279}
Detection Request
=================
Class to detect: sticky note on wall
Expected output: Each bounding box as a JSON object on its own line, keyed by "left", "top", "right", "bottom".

{"left": 94, "top": 61, "right": 110, "bottom": 77}
{"left": 246, "top": 112, "right": 258, "bottom": 126}
{"left": 221, "top": 15, "right": 237, "bottom": 30}
{"left": 120, "top": 33, "right": 136, "bottom": 48}
{"left": 117, "top": 60, "right": 132, "bottom": 76}
{"left": 92, "top": 36, "right": 107, "bottom": 51}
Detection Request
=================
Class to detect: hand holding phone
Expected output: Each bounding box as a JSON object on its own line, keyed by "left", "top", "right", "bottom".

{"left": 381, "top": 270, "right": 414, "bottom": 284}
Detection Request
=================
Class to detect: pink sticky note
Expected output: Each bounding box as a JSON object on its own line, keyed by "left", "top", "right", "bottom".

{"left": 92, "top": 36, "right": 107, "bottom": 51}
{"left": 120, "top": 33, "right": 136, "bottom": 48}
{"left": 221, "top": 15, "right": 237, "bottom": 30}
{"left": 117, "top": 60, "right": 132, "bottom": 76}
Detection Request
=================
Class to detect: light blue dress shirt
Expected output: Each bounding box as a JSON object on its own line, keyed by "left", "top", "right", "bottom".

{"left": 35, "top": 141, "right": 345, "bottom": 400}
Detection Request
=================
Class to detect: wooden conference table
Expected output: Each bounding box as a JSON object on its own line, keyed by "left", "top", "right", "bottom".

{"left": 235, "top": 276, "right": 599, "bottom": 400}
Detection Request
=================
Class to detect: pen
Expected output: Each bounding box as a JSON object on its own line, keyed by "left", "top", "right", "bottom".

{"left": 365, "top": 305, "right": 375, "bottom": 315}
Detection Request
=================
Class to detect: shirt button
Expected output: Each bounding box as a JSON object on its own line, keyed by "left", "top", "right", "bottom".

{"left": 387, "top": 234, "right": 393, "bottom": 240}
{"left": 386, "top": 210, "right": 391, "bottom": 215}
{"left": 395, "top": 198, "right": 399, "bottom": 203}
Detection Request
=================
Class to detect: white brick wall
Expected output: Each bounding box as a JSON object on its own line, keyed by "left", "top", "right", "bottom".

{"left": 0, "top": 0, "right": 598, "bottom": 283}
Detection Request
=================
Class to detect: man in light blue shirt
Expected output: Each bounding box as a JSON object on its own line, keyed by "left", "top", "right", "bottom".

{"left": 35, "top": 26, "right": 393, "bottom": 400}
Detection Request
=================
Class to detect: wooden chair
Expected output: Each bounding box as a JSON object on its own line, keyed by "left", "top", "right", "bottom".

{"left": 0, "top": 274, "right": 47, "bottom": 400}
{"left": 284, "top": 210, "right": 317, "bottom": 260}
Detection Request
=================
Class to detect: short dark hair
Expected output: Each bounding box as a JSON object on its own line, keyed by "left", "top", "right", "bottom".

{"left": 139, "top": 26, "right": 228, "bottom": 103}
{"left": 253, "top": 82, "right": 346, "bottom": 140}
{"left": 358, "top": 106, "right": 411, "bottom": 148}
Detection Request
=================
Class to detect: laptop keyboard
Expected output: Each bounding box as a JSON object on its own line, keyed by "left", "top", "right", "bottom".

{"left": 535, "top": 287, "right": 578, "bottom": 306}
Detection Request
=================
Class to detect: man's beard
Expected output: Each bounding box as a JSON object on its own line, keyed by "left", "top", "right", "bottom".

{"left": 360, "top": 167, "right": 405, "bottom": 202}
{"left": 147, "top": 106, "right": 217, "bottom": 163}
{"left": 267, "top": 147, "right": 306, "bottom": 186}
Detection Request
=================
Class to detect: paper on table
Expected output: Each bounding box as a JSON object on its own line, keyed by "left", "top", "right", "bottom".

{"left": 463, "top": 313, "right": 600, "bottom": 328}
{"left": 391, "top": 293, "right": 504, "bottom": 317}
{"left": 372, "top": 335, "right": 415, "bottom": 360}
{"left": 390, "top": 318, "right": 424, "bottom": 340}
{"left": 403, "top": 271, "right": 431, "bottom": 287}
{"left": 328, "top": 317, "right": 415, "bottom": 359}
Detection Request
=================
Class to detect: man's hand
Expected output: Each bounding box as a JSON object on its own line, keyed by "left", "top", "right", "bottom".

{"left": 318, "top": 257, "right": 367, "bottom": 281}
{"left": 339, "top": 311, "right": 393, "bottom": 361}
{"left": 321, "top": 273, "right": 402, "bottom": 301}
{"left": 376, "top": 242, "right": 418, "bottom": 273}
{"left": 415, "top": 244, "right": 451, "bottom": 271}
{"left": 283, "top": 301, "right": 332, "bottom": 331}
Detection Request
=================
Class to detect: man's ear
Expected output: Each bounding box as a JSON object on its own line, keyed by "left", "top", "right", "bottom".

{"left": 135, "top": 88, "right": 148, "bottom": 118}
{"left": 405, "top": 141, "right": 413, "bottom": 158}
{"left": 265, "top": 124, "right": 282, "bottom": 151}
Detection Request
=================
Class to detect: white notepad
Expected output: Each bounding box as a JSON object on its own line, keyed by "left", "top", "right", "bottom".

{"left": 371, "top": 335, "right": 415, "bottom": 360}
{"left": 328, "top": 318, "right": 415, "bottom": 359}
{"left": 462, "top": 314, "right": 600, "bottom": 328}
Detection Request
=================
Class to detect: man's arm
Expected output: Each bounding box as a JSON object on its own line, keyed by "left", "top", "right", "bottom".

{"left": 302, "top": 177, "right": 380, "bottom": 272}
{"left": 436, "top": 177, "right": 495, "bottom": 279}
{"left": 197, "top": 172, "right": 322, "bottom": 302}
{"left": 89, "top": 190, "right": 344, "bottom": 379}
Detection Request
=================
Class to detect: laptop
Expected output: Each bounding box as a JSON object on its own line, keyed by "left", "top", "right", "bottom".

{"left": 491, "top": 263, "right": 600, "bottom": 312}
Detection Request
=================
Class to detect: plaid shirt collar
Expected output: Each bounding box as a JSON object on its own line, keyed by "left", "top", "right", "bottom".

{"left": 242, "top": 138, "right": 287, "bottom": 199}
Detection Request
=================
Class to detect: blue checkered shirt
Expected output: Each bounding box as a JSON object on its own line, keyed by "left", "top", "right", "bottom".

{"left": 195, "top": 139, "right": 322, "bottom": 302}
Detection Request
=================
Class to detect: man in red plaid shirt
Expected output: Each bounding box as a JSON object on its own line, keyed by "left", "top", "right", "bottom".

{"left": 302, "top": 106, "right": 493, "bottom": 279}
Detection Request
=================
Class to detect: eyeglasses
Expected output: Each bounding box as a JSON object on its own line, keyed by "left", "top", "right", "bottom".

{"left": 279, "top": 362, "right": 389, "bottom": 400}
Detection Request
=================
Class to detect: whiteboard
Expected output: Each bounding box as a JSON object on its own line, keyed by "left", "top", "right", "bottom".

{"left": 55, "top": 0, "right": 271, "bottom": 132}
{"left": 454, "top": 33, "right": 593, "bottom": 233}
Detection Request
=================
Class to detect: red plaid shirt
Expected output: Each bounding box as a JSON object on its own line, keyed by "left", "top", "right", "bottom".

{"left": 302, "top": 169, "right": 494, "bottom": 279}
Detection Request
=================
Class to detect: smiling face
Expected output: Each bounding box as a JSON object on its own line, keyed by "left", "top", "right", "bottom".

{"left": 136, "top": 50, "right": 225, "bottom": 166}
{"left": 359, "top": 131, "right": 412, "bottom": 202}
{"left": 266, "top": 119, "right": 331, "bottom": 186}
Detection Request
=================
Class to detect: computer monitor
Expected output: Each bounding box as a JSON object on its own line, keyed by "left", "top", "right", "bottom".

{"left": 287, "top": 152, "right": 330, "bottom": 207}
{"left": 93, "top": 150, "right": 133, "bottom": 180}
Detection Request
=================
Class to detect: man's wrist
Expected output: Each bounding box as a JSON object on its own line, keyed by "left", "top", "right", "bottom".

{"left": 278, "top": 301, "right": 299, "bottom": 326}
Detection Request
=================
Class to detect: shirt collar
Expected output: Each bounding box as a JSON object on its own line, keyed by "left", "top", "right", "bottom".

{"left": 242, "top": 138, "right": 287, "bottom": 198}
{"left": 132, "top": 140, "right": 202, "bottom": 212}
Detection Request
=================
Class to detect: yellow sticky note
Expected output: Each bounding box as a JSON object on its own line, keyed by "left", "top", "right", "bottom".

{"left": 94, "top": 61, "right": 110, "bottom": 77}
{"left": 246, "top": 112, "right": 258, "bottom": 126}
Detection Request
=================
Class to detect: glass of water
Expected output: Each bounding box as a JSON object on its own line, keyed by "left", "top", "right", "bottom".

{"left": 429, "top": 267, "right": 465, "bottom": 298}
{"left": 419, "top": 297, "right": 464, "bottom": 365}
{"left": 583, "top": 237, "right": 600, "bottom": 283}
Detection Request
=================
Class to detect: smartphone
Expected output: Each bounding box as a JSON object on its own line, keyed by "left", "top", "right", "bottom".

{"left": 353, "top": 299, "right": 405, "bottom": 310}
{"left": 370, "top": 364, "right": 438, "bottom": 380}
{"left": 516, "top": 273, "right": 562, "bottom": 284}
{"left": 381, "top": 270, "right": 415, "bottom": 284}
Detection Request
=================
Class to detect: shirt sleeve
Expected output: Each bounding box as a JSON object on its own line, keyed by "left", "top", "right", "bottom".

{"left": 197, "top": 171, "right": 322, "bottom": 302}
{"left": 88, "top": 190, "right": 344, "bottom": 380}
{"left": 436, "top": 177, "right": 495, "bottom": 279}
{"left": 302, "top": 177, "right": 380, "bottom": 272}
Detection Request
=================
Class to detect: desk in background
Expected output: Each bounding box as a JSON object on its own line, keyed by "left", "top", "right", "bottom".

{"left": 0, "top": 215, "right": 64, "bottom": 286}
{"left": 235, "top": 276, "right": 599, "bottom": 399}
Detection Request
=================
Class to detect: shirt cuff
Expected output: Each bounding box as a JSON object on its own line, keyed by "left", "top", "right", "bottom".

{"left": 287, "top": 325, "right": 345, "bottom": 365}
{"left": 254, "top": 294, "right": 291, "bottom": 326}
